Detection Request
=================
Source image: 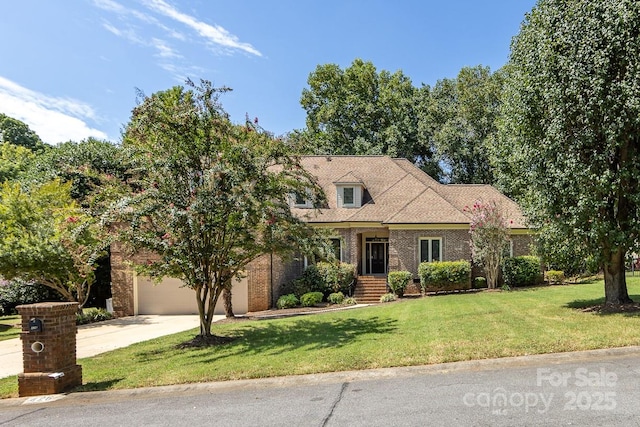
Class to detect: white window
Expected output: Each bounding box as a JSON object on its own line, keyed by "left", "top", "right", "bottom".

{"left": 343, "top": 187, "right": 354, "bottom": 205}
{"left": 419, "top": 238, "right": 442, "bottom": 263}
{"left": 292, "top": 191, "right": 312, "bottom": 208}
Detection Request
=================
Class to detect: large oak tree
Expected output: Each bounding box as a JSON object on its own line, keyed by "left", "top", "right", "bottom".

{"left": 300, "top": 59, "right": 441, "bottom": 179}
{"left": 495, "top": 0, "right": 640, "bottom": 305}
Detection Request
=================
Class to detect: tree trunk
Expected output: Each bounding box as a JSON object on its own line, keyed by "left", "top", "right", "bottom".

{"left": 603, "top": 248, "right": 633, "bottom": 305}
{"left": 223, "top": 287, "right": 234, "bottom": 318}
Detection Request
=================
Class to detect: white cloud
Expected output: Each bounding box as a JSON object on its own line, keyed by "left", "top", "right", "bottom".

{"left": 151, "top": 38, "right": 182, "bottom": 58}
{"left": 141, "top": 0, "right": 262, "bottom": 57}
{"left": 0, "top": 76, "right": 108, "bottom": 144}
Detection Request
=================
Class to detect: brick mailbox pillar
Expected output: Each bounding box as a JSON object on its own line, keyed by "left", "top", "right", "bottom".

{"left": 16, "top": 302, "right": 83, "bottom": 397}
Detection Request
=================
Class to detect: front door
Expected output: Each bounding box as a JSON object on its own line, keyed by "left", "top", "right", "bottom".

{"left": 365, "top": 238, "right": 388, "bottom": 275}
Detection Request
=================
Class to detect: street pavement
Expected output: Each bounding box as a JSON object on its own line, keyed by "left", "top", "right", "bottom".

{"left": 1, "top": 346, "right": 640, "bottom": 426}
{"left": 0, "top": 315, "right": 204, "bottom": 378}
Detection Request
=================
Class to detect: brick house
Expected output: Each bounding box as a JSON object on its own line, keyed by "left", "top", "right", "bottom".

{"left": 110, "top": 155, "right": 530, "bottom": 316}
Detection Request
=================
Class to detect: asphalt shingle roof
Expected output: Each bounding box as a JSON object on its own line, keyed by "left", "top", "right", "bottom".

{"left": 292, "top": 155, "right": 527, "bottom": 228}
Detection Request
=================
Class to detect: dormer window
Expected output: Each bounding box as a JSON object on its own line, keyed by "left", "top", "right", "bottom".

{"left": 336, "top": 185, "right": 362, "bottom": 208}
{"left": 343, "top": 187, "right": 354, "bottom": 206}
{"left": 292, "top": 191, "right": 313, "bottom": 208}
{"left": 334, "top": 171, "right": 365, "bottom": 208}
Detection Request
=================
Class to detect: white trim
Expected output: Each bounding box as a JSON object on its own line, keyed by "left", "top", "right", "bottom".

{"left": 419, "top": 237, "right": 443, "bottom": 263}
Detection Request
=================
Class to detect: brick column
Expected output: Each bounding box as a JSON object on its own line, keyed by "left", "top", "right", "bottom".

{"left": 16, "top": 302, "right": 83, "bottom": 397}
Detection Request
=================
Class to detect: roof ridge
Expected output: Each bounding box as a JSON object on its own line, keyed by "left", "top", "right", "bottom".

{"left": 385, "top": 186, "right": 467, "bottom": 224}
{"left": 383, "top": 187, "right": 428, "bottom": 223}
{"left": 360, "top": 171, "right": 413, "bottom": 208}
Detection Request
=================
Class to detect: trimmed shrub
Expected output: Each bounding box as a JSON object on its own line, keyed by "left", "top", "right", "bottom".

{"left": 387, "top": 271, "right": 412, "bottom": 297}
{"left": 315, "top": 262, "right": 356, "bottom": 295}
{"left": 343, "top": 297, "right": 357, "bottom": 305}
{"left": 502, "top": 256, "right": 542, "bottom": 288}
{"left": 300, "top": 291, "right": 323, "bottom": 307}
{"left": 328, "top": 292, "right": 345, "bottom": 304}
{"left": 0, "top": 279, "right": 63, "bottom": 316}
{"left": 379, "top": 293, "right": 396, "bottom": 303}
{"left": 277, "top": 294, "right": 299, "bottom": 309}
{"left": 545, "top": 270, "right": 565, "bottom": 285}
{"left": 473, "top": 277, "right": 487, "bottom": 289}
{"left": 418, "top": 260, "right": 471, "bottom": 293}
{"left": 76, "top": 307, "right": 113, "bottom": 325}
{"left": 280, "top": 265, "right": 323, "bottom": 298}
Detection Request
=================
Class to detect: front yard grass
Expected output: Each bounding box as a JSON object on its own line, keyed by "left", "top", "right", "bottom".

{"left": 2, "top": 278, "right": 640, "bottom": 398}
{"left": 0, "top": 315, "right": 20, "bottom": 342}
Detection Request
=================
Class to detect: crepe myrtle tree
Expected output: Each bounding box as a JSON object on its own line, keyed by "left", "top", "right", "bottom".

{"left": 494, "top": 0, "right": 640, "bottom": 305}
{"left": 112, "top": 80, "right": 328, "bottom": 340}
{"left": 467, "top": 200, "right": 511, "bottom": 289}
{"left": 0, "top": 179, "right": 105, "bottom": 309}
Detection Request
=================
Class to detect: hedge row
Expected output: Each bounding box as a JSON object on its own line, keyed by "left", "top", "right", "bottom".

{"left": 418, "top": 260, "right": 471, "bottom": 292}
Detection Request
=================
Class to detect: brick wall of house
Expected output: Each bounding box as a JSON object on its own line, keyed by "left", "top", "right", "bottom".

{"left": 110, "top": 242, "right": 159, "bottom": 317}
{"left": 512, "top": 234, "right": 533, "bottom": 257}
{"left": 389, "top": 228, "right": 472, "bottom": 277}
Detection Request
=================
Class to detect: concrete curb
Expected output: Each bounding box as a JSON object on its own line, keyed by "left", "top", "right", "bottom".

{"left": 2, "top": 344, "right": 639, "bottom": 408}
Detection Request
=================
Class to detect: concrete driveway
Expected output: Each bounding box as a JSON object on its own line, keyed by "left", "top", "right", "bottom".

{"left": 0, "top": 315, "right": 210, "bottom": 379}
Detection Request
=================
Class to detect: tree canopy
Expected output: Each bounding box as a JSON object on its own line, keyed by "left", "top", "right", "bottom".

{"left": 0, "top": 113, "right": 44, "bottom": 151}
{"left": 0, "top": 179, "right": 105, "bottom": 308}
{"left": 495, "top": 0, "right": 640, "bottom": 304}
{"left": 300, "top": 59, "right": 441, "bottom": 179}
{"left": 113, "top": 80, "right": 328, "bottom": 338}
{"left": 419, "top": 65, "right": 503, "bottom": 184}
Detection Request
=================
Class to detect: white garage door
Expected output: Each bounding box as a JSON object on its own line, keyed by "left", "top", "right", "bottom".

{"left": 135, "top": 276, "right": 248, "bottom": 315}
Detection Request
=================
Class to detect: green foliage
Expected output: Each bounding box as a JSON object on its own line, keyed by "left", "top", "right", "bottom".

{"left": 24, "top": 138, "right": 130, "bottom": 211}
{"left": 387, "top": 270, "right": 411, "bottom": 297}
{"left": 502, "top": 256, "right": 542, "bottom": 288}
{"left": 0, "top": 279, "right": 63, "bottom": 315}
{"left": 276, "top": 294, "right": 299, "bottom": 309}
{"left": 280, "top": 264, "right": 322, "bottom": 298}
{"left": 473, "top": 277, "right": 487, "bottom": 289}
{"left": 418, "top": 65, "right": 503, "bottom": 184}
{"left": 545, "top": 270, "right": 566, "bottom": 285}
{"left": 0, "top": 113, "right": 44, "bottom": 151}
{"left": 112, "top": 80, "right": 327, "bottom": 337}
{"left": 379, "top": 293, "right": 396, "bottom": 303}
{"left": 76, "top": 307, "right": 113, "bottom": 325}
{"left": 343, "top": 297, "right": 357, "bottom": 305}
{"left": 0, "top": 179, "right": 106, "bottom": 307}
{"left": 495, "top": 0, "right": 640, "bottom": 304}
{"left": 300, "top": 291, "right": 323, "bottom": 307}
{"left": 328, "top": 292, "right": 345, "bottom": 304}
{"left": 0, "top": 143, "right": 34, "bottom": 183}
{"left": 300, "top": 59, "right": 441, "bottom": 179}
{"left": 314, "top": 261, "right": 356, "bottom": 295}
{"left": 418, "top": 260, "right": 471, "bottom": 292}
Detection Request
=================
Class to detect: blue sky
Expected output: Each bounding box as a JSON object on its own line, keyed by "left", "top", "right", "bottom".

{"left": 0, "top": 1, "right": 537, "bottom": 145}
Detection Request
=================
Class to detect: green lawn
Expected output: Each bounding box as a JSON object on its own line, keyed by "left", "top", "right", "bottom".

{"left": 0, "top": 315, "right": 21, "bottom": 342}
{"left": 2, "top": 278, "right": 640, "bottom": 398}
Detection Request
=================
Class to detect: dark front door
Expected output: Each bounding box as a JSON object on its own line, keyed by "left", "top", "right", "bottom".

{"left": 366, "top": 240, "right": 388, "bottom": 275}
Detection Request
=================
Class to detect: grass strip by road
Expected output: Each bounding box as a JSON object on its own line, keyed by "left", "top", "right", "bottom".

{"left": 2, "top": 278, "right": 640, "bottom": 398}
{"left": 0, "top": 315, "right": 20, "bottom": 341}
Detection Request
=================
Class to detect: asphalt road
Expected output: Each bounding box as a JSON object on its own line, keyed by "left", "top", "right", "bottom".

{"left": 1, "top": 347, "right": 640, "bottom": 426}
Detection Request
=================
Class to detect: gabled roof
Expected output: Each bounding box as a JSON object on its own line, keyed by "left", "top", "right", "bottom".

{"left": 292, "top": 155, "right": 527, "bottom": 228}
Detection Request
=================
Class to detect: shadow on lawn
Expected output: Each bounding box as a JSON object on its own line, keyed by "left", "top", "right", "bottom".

{"left": 160, "top": 315, "right": 399, "bottom": 364}
{"left": 565, "top": 294, "right": 640, "bottom": 316}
